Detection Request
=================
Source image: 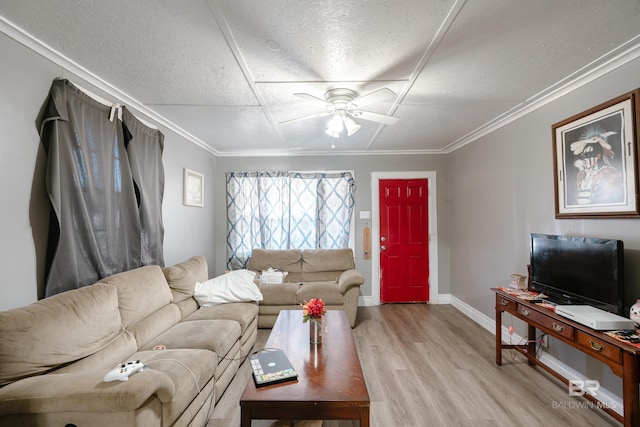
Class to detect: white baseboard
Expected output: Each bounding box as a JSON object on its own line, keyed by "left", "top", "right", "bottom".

{"left": 358, "top": 296, "right": 374, "bottom": 306}
{"left": 359, "top": 293, "right": 452, "bottom": 307}
{"left": 436, "top": 293, "right": 452, "bottom": 304}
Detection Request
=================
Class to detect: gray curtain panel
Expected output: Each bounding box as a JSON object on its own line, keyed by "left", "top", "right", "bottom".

{"left": 37, "top": 79, "right": 163, "bottom": 296}
{"left": 122, "top": 107, "right": 165, "bottom": 266}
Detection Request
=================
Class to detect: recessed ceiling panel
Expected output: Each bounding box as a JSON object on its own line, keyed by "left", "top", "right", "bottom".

{"left": 372, "top": 102, "right": 515, "bottom": 152}
{"left": 215, "top": 0, "right": 458, "bottom": 82}
{"left": 408, "top": 0, "right": 640, "bottom": 105}
{"left": 149, "top": 105, "right": 283, "bottom": 153}
{"left": 0, "top": 0, "right": 257, "bottom": 105}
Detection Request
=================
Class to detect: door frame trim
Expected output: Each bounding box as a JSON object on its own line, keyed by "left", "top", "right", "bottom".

{"left": 371, "top": 172, "right": 438, "bottom": 305}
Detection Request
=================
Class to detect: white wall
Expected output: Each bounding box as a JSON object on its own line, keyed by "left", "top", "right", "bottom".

{"left": 0, "top": 32, "right": 58, "bottom": 309}
{"left": 0, "top": 32, "right": 218, "bottom": 310}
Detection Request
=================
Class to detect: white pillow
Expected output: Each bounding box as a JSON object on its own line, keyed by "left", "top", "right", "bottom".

{"left": 194, "top": 269, "right": 262, "bottom": 307}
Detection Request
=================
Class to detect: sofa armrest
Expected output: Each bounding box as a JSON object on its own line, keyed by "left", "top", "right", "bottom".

{"left": 337, "top": 269, "right": 365, "bottom": 294}
{"left": 0, "top": 370, "right": 175, "bottom": 416}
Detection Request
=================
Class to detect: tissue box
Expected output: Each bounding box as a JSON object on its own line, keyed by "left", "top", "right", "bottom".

{"left": 261, "top": 269, "right": 288, "bottom": 284}
{"left": 509, "top": 274, "right": 527, "bottom": 290}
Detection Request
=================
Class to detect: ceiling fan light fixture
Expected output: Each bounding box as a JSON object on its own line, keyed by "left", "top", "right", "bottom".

{"left": 325, "top": 128, "right": 341, "bottom": 138}
{"left": 326, "top": 114, "right": 344, "bottom": 133}
{"left": 288, "top": 87, "right": 398, "bottom": 140}
{"left": 343, "top": 116, "right": 361, "bottom": 136}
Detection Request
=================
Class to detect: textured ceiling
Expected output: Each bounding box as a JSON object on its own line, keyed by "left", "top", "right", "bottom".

{"left": 1, "top": 0, "right": 640, "bottom": 155}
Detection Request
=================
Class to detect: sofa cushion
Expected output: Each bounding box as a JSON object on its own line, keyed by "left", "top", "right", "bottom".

{"left": 162, "top": 256, "right": 208, "bottom": 303}
{"left": 299, "top": 270, "right": 343, "bottom": 282}
{"left": 0, "top": 367, "right": 176, "bottom": 416}
{"left": 140, "top": 319, "right": 241, "bottom": 358}
{"left": 302, "top": 249, "right": 355, "bottom": 272}
{"left": 259, "top": 282, "right": 301, "bottom": 305}
{"left": 0, "top": 283, "right": 123, "bottom": 385}
{"left": 296, "top": 281, "right": 344, "bottom": 305}
{"left": 249, "top": 249, "right": 303, "bottom": 277}
{"left": 127, "top": 304, "right": 182, "bottom": 349}
{"left": 184, "top": 303, "right": 259, "bottom": 334}
{"left": 101, "top": 265, "right": 173, "bottom": 328}
{"left": 175, "top": 298, "right": 199, "bottom": 319}
{"left": 53, "top": 330, "right": 139, "bottom": 375}
{"left": 128, "top": 349, "right": 217, "bottom": 426}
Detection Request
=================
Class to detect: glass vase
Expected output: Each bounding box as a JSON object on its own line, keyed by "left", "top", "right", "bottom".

{"left": 309, "top": 318, "right": 322, "bottom": 344}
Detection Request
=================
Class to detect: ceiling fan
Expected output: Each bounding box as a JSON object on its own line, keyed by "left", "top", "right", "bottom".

{"left": 280, "top": 88, "right": 399, "bottom": 137}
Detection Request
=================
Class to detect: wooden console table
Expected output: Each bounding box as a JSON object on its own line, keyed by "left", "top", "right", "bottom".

{"left": 494, "top": 288, "right": 640, "bottom": 426}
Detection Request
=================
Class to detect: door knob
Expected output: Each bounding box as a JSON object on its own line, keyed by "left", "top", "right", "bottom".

{"left": 381, "top": 245, "right": 387, "bottom": 251}
{"left": 381, "top": 236, "right": 387, "bottom": 242}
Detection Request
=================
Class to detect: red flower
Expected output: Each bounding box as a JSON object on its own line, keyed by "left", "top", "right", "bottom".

{"left": 302, "top": 298, "right": 327, "bottom": 322}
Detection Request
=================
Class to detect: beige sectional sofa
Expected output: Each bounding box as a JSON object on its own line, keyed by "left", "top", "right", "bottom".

{"left": 0, "top": 256, "right": 258, "bottom": 427}
{"left": 249, "top": 248, "right": 365, "bottom": 328}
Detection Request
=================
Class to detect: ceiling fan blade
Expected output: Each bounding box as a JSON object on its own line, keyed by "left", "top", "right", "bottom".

{"left": 294, "top": 93, "right": 330, "bottom": 105}
{"left": 350, "top": 110, "right": 399, "bottom": 126}
{"left": 279, "top": 111, "right": 332, "bottom": 125}
{"left": 349, "top": 88, "right": 396, "bottom": 109}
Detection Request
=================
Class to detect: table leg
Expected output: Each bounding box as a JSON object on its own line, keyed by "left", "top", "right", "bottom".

{"left": 360, "top": 406, "right": 370, "bottom": 427}
{"left": 622, "top": 352, "right": 640, "bottom": 427}
{"left": 240, "top": 407, "right": 251, "bottom": 427}
{"left": 527, "top": 324, "right": 536, "bottom": 366}
{"left": 496, "top": 306, "right": 503, "bottom": 366}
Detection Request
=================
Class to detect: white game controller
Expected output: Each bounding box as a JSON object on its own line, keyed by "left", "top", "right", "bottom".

{"left": 103, "top": 360, "right": 145, "bottom": 382}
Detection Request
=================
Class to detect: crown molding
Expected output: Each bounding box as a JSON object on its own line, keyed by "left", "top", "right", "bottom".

{"left": 215, "top": 148, "right": 447, "bottom": 157}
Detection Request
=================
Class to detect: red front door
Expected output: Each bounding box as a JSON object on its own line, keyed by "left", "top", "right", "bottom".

{"left": 379, "top": 179, "right": 430, "bottom": 303}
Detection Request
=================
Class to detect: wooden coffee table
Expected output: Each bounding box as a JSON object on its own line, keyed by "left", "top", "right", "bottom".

{"left": 240, "top": 310, "right": 370, "bottom": 426}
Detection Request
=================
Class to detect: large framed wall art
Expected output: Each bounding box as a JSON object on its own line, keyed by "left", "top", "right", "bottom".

{"left": 552, "top": 89, "right": 640, "bottom": 218}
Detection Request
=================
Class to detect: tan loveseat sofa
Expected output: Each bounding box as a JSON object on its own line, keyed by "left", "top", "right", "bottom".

{"left": 249, "top": 248, "right": 364, "bottom": 328}
{"left": 0, "top": 256, "right": 258, "bottom": 427}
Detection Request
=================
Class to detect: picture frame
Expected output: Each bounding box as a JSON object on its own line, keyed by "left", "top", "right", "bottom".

{"left": 183, "top": 168, "right": 204, "bottom": 207}
{"left": 552, "top": 89, "right": 640, "bottom": 218}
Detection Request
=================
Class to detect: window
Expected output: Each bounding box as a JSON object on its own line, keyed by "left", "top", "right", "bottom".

{"left": 37, "top": 79, "right": 164, "bottom": 296}
{"left": 226, "top": 171, "right": 356, "bottom": 269}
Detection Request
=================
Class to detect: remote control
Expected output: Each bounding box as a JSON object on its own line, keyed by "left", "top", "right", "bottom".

{"left": 103, "top": 360, "right": 145, "bottom": 382}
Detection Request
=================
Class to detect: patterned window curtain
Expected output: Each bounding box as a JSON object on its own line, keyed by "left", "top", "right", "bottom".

{"left": 313, "top": 172, "right": 356, "bottom": 248}
{"left": 226, "top": 171, "right": 356, "bottom": 269}
{"left": 36, "top": 79, "right": 164, "bottom": 296}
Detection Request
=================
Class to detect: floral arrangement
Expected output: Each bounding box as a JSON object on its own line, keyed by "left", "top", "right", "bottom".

{"left": 302, "top": 298, "right": 326, "bottom": 323}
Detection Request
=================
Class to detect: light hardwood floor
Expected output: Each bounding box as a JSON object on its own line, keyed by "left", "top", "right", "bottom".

{"left": 207, "top": 304, "right": 619, "bottom": 426}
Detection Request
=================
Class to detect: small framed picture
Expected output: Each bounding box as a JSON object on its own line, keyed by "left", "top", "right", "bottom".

{"left": 552, "top": 89, "right": 640, "bottom": 218}
{"left": 183, "top": 168, "right": 204, "bottom": 207}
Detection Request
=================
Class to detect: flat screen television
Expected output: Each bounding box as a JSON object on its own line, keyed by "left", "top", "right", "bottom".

{"left": 529, "top": 233, "right": 624, "bottom": 315}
